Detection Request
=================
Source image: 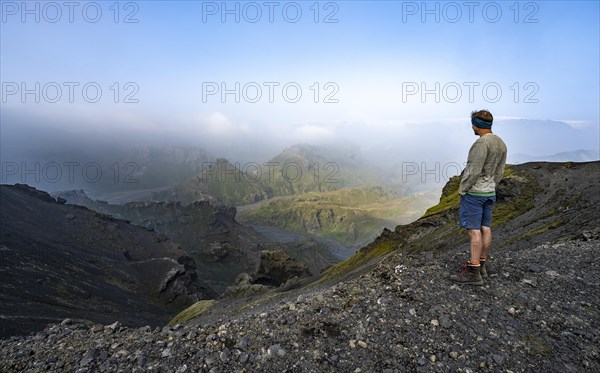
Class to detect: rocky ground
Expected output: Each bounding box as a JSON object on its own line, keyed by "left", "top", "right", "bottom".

{"left": 2, "top": 231, "right": 598, "bottom": 372}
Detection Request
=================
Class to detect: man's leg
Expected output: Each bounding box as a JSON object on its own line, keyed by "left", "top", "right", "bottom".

{"left": 479, "top": 196, "right": 495, "bottom": 278}
{"left": 481, "top": 226, "right": 492, "bottom": 259}
{"left": 479, "top": 226, "right": 492, "bottom": 278}
{"left": 468, "top": 229, "right": 483, "bottom": 265}
{"left": 450, "top": 227, "right": 483, "bottom": 285}
{"left": 452, "top": 194, "right": 484, "bottom": 285}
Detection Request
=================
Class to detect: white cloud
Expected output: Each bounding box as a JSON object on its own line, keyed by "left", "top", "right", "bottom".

{"left": 203, "top": 112, "right": 236, "bottom": 135}
{"left": 293, "top": 124, "right": 335, "bottom": 142}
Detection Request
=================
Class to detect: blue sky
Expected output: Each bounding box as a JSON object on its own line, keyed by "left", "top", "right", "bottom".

{"left": 1, "top": 0, "right": 599, "bottom": 160}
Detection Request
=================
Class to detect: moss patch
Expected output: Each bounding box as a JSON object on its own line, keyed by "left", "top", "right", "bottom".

{"left": 237, "top": 292, "right": 283, "bottom": 313}
{"left": 422, "top": 188, "right": 459, "bottom": 217}
{"left": 56, "top": 283, "right": 74, "bottom": 299}
{"left": 503, "top": 164, "right": 515, "bottom": 177}
{"left": 561, "top": 193, "right": 583, "bottom": 209}
{"left": 423, "top": 165, "right": 519, "bottom": 219}
{"left": 493, "top": 171, "right": 541, "bottom": 227}
{"left": 318, "top": 239, "right": 396, "bottom": 282}
{"left": 522, "top": 219, "right": 562, "bottom": 239}
{"left": 168, "top": 299, "right": 217, "bottom": 326}
{"left": 422, "top": 174, "right": 461, "bottom": 218}
{"left": 522, "top": 335, "right": 552, "bottom": 356}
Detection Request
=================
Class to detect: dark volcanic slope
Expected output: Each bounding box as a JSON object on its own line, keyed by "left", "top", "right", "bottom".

{"left": 54, "top": 191, "right": 265, "bottom": 288}
{"left": 54, "top": 190, "right": 338, "bottom": 293}
{"left": 0, "top": 184, "right": 212, "bottom": 339}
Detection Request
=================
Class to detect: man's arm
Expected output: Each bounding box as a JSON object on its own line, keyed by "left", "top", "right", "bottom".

{"left": 493, "top": 151, "right": 507, "bottom": 184}
{"left": 459, "top": 141, "right": 487, "bottom": 195}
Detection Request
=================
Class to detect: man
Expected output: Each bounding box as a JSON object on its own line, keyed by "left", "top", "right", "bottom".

{"left": 450, "top": 110, "right": 507, "bottom": 286}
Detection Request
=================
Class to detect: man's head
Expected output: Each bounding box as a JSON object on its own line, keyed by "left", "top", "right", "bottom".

{"left": 470, "top": 110, "right": 493, "bottom": 136}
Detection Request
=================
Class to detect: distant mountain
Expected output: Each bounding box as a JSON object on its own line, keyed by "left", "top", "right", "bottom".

{"left": 0, "top": 142, "right": 214, "bottom": 200}
{"left": 89, "top": 145, "right": 214, "bottom": 200}
{"left": 499, "top": 120, "right": 599, "bottom": 156}
{"left": 0, "top": 184, "right": 211, "bottom": 338}
{"left": 152, "top": 143, "right": 384, "bottom": 205}
{"left": 121, "top": 145, "right": 213, "bottom": 187}
{"left": 361, "top": 119, "right": 599, "bottom": 169}
{"left": 265, "top": 143, "right": 382, "bottom": 194}
{"left": 151, "top": 158, "right": 270, "bottom": 205}
{"left": 508, "top": 149, "right": 599, "bottom": 164}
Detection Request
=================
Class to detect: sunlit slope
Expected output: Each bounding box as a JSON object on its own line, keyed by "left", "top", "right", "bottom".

{"left": 318, "top": 161, "right": 600, "bottom": 283}
{"left": 239, "top": 187, "right": 439, "bottom": 246}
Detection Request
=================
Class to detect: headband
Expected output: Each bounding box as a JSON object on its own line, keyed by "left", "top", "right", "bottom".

{"left": 471, "top": 117, "right": 492, "bottom": 129}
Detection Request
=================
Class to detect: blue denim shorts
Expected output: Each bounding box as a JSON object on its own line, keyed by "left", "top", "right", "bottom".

{"left": 459, "top": 194, "right": 496, "bottom": 229}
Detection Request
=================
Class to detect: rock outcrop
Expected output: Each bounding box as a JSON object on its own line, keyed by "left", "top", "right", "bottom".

{"left": 252, "top": 250, "right": 312, "bottom": 287}
{"left": 223, "top": 251, "right": 313, "bottom": 297}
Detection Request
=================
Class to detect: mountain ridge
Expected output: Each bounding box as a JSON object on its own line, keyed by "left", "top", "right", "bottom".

{"left": 53, "top": 189, "right": 338, "bottom": 294}
{"left": 1, "top": 161, "right": 598, "bottom": 372}
{"left": 151, "top": 143, "right": 386, "bottom": 206}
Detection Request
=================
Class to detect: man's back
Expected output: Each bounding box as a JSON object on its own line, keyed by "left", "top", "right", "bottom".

{"left": 459, "top": 133, "right": 507, "bottom": 196}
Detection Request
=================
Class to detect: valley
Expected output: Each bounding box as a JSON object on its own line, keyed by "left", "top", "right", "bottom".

{"left": 55, "top": 143, "right": 441, "bottom": 286}
{"left": 238, "top": 187, "right": 439, "bottom": 247}
{"left": 3, "top": 161, "right": 598, "bottom": 372}
{"left": 1, "top": 142, "right": 445, "bottom": 339}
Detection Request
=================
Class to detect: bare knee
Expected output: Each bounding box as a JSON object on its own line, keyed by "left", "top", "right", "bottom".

{"left": 481, "top": 226, "right": 492, "bottom": 238}
{"left": 468, "top": 229, "right": 482, "bottom": 240}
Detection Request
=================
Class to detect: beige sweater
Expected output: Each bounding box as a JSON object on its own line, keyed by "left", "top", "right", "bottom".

{"left": 459, "top": 133, "right": 507, "bottom": 195}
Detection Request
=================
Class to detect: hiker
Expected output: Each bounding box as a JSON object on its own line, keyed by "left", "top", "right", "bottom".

{"left": 450, "top": 110, "right": 507, "bottom": 285}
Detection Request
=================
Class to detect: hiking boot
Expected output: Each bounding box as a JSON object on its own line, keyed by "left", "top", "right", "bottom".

{"left": 449, "top": 263, "right": 483, "bottom": 286}
{"left": 480, "top": 260, "right": 488, "bottom": 279}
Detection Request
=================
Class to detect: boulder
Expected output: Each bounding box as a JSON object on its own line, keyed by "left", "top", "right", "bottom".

{"left": 252, "top": 251, "right": 311, "bottom": 287}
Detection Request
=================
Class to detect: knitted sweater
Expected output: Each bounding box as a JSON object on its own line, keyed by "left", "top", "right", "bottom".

{"left": 459, "top": 133, "right": 507, "bottom": 196}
